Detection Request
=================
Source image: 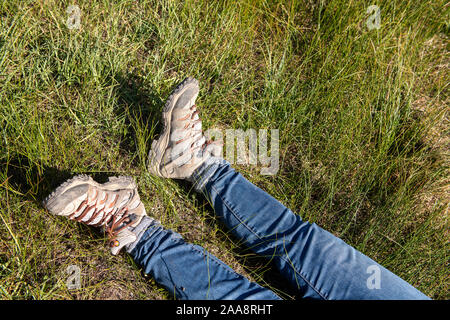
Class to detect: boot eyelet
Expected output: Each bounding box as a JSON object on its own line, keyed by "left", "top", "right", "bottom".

{"left": 110, "top": 240, "right": 120, "bottom": 247}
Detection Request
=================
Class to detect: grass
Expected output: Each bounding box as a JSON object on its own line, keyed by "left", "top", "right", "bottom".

{"left": 0, "top": 0, "right": 448, "bottom": 299}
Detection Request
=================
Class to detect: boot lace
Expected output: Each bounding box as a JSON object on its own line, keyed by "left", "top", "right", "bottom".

{"left": 175, "top": 104, "right": 218, "bottom": 152}
{"left": 68, "top": 190, "right": 135, "bottom": 247}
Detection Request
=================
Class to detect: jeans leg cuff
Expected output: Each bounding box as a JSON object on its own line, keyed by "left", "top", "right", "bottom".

{"left": 126, "top": 215, "right": 160, "bottom": 253}
{"left": 188, "top": 157, "right": 228, "bottom": 192}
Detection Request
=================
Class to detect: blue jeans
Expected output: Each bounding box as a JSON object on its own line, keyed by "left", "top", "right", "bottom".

{"left": 128, "top": 160, "right": 430, "bottom": 300}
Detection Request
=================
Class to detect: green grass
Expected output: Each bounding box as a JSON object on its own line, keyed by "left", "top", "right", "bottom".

{"left": 0, "top": 0, "right": 448, "bottom": 299}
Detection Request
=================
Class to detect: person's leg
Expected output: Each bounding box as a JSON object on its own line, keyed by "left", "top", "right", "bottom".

{"left": 127, "top": 217, "right": 281, "bottom": 300}
{"left": 189, "top": 158, "right": 430, "bottom": 300}
{"left": 43, "top": 175, "right": 280, "bottom": 300}
{"left": 146, "top": 76, "right": 429, "bottom": 300}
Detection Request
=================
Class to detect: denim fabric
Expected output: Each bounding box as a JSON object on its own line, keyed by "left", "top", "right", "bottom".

{"left": 130, "top": 160, "right": 430, "bottom": 300}
{"left": 128, "top": 218, "right": 281, "bottom": 300}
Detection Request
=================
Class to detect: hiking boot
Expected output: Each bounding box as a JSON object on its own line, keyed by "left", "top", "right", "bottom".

{"left": 43, "top": 175, "right": 147, "bottom": 255}
{"left": 148, "top": 77, "right": 221, "bottom": 179}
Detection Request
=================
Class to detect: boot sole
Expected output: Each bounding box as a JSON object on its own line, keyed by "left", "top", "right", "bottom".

{"left": 148, "top": 77, "right": 199, "bottom": 177}
{"left": 43, "top": 175, "right": 137, "bottom": 211}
